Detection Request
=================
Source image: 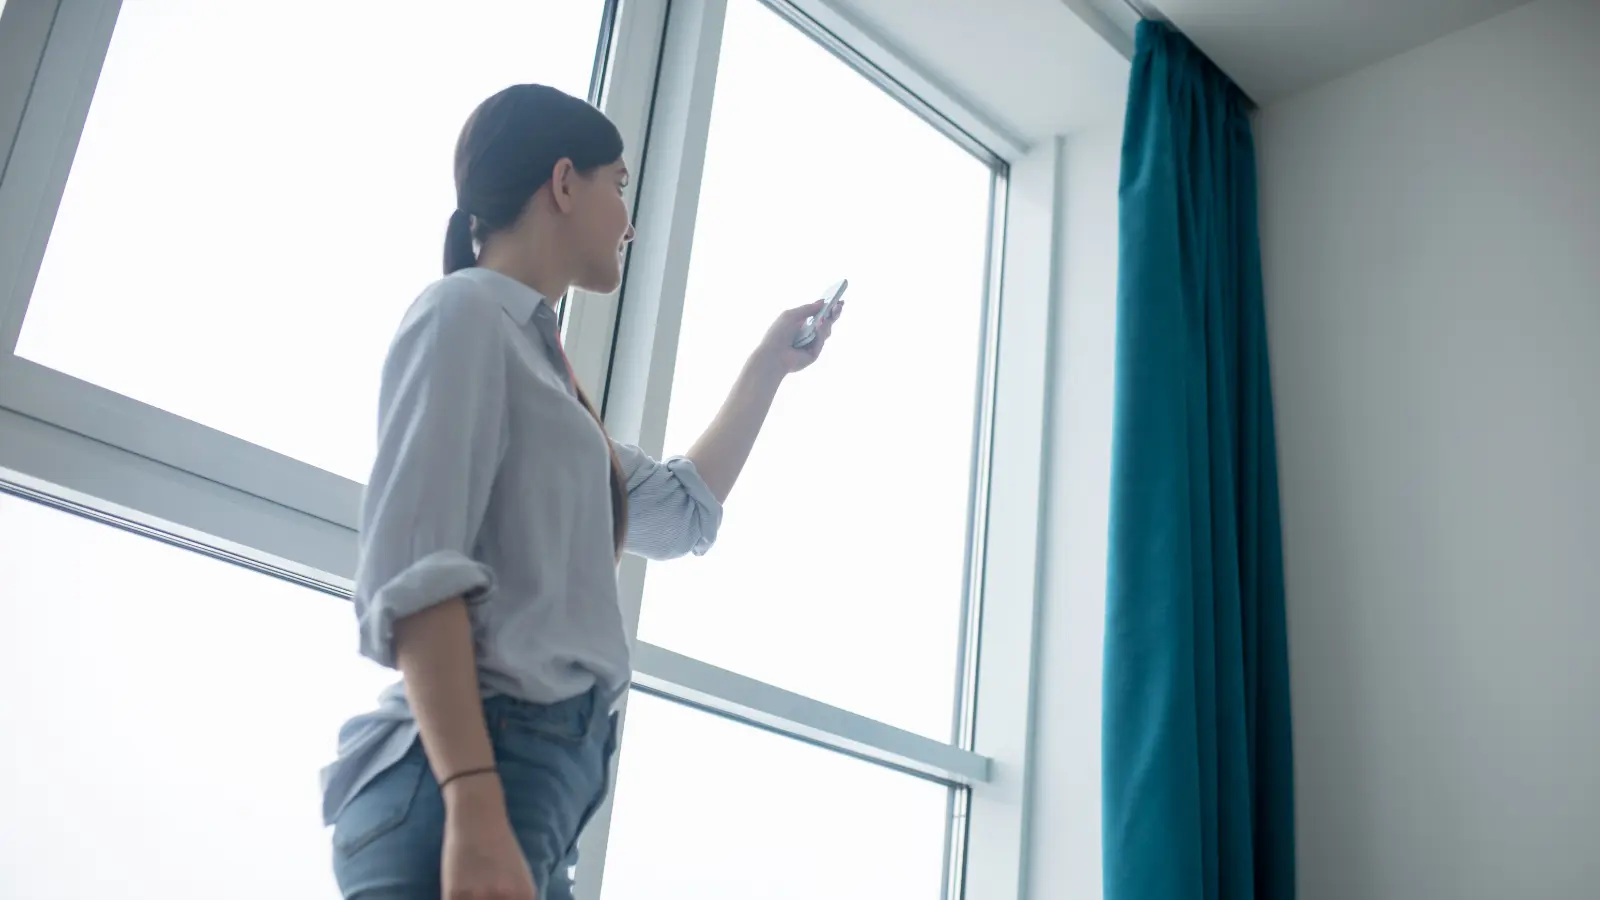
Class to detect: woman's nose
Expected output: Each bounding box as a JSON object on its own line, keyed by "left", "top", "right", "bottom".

{"left": 622, "top": 223, "right": 636, "bottom": 244}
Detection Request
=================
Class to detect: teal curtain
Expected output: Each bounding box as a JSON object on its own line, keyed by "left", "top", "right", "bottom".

{"left": 1104, "top": 21, "right": 1296, "bottom": 900}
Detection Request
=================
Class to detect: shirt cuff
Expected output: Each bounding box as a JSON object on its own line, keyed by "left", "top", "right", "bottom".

{"left": 358, "top": 549, "right": 496, "bottom": 667}
{"left": 662, "top": 455, "right": 723, "bottom": 556}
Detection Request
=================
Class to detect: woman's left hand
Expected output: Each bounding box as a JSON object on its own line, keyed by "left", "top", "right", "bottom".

{"left": 752, "top": 298, "right": 844, "bottom": 376}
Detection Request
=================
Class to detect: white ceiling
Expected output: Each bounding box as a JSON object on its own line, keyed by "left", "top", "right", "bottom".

{"left": 827, "top": 0, "right": 1132, "bottom": 148}
{"left": 1145, "top": 0, "right": 1535, "bottom": 103}
{"left": 821, "top": 0, "right": 1538, "bottom": 150}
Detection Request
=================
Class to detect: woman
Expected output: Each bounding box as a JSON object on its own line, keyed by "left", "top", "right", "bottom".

{"left": 320, "top": 84, "right": 841, "bottom": 900}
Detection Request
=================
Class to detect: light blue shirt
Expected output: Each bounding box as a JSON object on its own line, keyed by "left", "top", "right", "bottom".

{"left": 320, "top": 266, "right": 722, "bottom": 825}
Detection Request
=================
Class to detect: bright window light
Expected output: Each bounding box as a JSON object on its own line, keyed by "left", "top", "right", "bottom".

{"left": 16, "top": 1, "right": 607, "bottom": 482}
{"left": 636, "top": 0, "right": 995, "bottom": 740}
{"left": 0, "top": 494, "right": 393, "bottom": 899}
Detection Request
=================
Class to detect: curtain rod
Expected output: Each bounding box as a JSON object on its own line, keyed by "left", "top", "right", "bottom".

{"left": 1111, "top": 0, "right": 1260, "bottom": 110}
{"left": 1116, "top": 0, "right": 1169, "bottom": 23}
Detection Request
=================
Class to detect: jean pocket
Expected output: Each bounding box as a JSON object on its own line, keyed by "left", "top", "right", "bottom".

{"left": 563, "top": 713, "right": 621, "bottom": 860}
{"left": 331, "top": 751, "right": 428, "bottom": 857}
{"left": 496, "top": 696, "right": 589, "bottom": 745}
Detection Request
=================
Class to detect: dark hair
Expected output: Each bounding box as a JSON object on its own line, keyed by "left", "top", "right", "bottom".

{"left": 447, "top": 84, "right": 629, "bottom": 556}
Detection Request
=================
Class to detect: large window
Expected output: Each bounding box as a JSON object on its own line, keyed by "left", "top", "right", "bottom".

{"left": 0, "top": 494, "right": 393, "bottom": 899}
{"left": 13, "top": 0, "right": 608, "bottom": 481}
{"left": 636, "top": 0, "right": 995, "bottom": 741}
{"left": 601, "top": 693, "right": 949, "bottom": 898}
{"left": 0, "top": 2, "right": 1043, "bottom": 899}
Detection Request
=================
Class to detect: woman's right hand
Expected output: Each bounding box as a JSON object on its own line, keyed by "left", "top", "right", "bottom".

{"left": 442, "top": 777, "right": 537, "bottom": 900}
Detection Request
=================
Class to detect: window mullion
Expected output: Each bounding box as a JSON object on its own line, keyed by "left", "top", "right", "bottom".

{"left": 562, "top": 0, "right": 658, "bottom": 398}
{"left": 571, "top": 1, "right": 729, "bottom": 897}
{"left": 959, "top": 139, "right": 1060, "bottom": 900}
{"left": 0, "top": 0, "right": 117, "bottom": 355}
{"left": 0, "top": 0, "right": 65, "bottom": 203}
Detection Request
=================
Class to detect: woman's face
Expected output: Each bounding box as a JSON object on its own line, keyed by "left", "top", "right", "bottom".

{"left": 569, "top": 159, "right": 635, "bottom": 294}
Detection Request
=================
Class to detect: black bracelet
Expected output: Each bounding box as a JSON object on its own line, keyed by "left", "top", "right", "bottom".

{"left": 438, "top": 766, "right": 498, "bottom": 792}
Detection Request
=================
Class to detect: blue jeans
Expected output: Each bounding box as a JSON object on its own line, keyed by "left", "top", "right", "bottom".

{"left": 330, "top": 692, "right": 618, "bottom": 900}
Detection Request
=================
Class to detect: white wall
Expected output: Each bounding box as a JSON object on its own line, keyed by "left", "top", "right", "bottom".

{"left": 1254, "top": 1, "right": 1600, "bottom": 897}
{"left": 1025, "top": 113, "right": 1124, "bottom": 899}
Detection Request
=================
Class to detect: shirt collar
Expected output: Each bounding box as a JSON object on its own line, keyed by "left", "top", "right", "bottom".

{"left": 458, "top": 266, "right": 559, "bottom": 328}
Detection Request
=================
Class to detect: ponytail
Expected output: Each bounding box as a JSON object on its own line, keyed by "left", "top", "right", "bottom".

{"left": 444, "top": 208, "right": 477, "bottom": 274}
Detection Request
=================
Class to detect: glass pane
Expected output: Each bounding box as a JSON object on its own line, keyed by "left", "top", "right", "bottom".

{"left": 637, "top": 0, "right": 993, "bottom": 738}
{"left": 0, "top": 494, "right": 393, "bottom": 899}
{"left": 16, "top": 0, "right": 608, "bottom": 482}
{"left": 601, "top": 693, "right": 950, "bottom": 899}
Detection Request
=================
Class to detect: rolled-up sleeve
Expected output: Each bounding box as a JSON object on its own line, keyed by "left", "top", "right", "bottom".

{"left": 354, "top": 288, "right": 510, "bottom": 668}
{"left": 614, "top": 442, "right": 723, "bottom": 560}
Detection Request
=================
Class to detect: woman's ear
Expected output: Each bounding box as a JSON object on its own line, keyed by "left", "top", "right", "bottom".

{"left": 550, "top": 158, "right": 577, "bottom": 213}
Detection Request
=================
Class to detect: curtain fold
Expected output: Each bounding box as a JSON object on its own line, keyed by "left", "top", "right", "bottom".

{"left": 1103, "top": 21, "right": 1296, "bottom": 900}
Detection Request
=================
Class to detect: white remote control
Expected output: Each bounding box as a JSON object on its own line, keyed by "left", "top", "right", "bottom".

{"left": 793, "top": 279, "right": 848, "bottom": 349}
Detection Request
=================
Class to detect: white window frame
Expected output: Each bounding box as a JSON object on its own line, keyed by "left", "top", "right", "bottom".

{"left": 0, "top": 2, "right": 1057, "bottom": 898}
